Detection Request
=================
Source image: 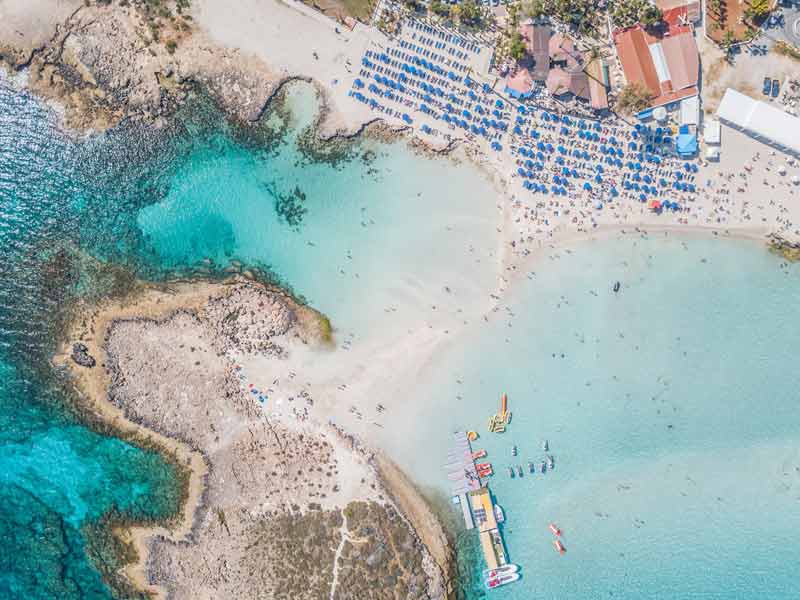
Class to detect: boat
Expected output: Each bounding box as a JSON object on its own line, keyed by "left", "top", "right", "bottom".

{"left": 507, "top": 466, "right": 515, "bottom": 478}
{"left": 613, "top": 280, "right": 621, "bottom": 293}
{"left": 542, "top": 439, "right": 549, "bottom": 452}
{"left": 512, "top": 445, "right": 518, "bottom": 456}
{"left": 549, "top": 523, "right": 562, "bottom": 536}
{"left": 472, "top": 449, "right": 487, "bottom": 459}
{"left": 528, "top": 461, "right": 535, "bottom": 474}
{"left": 540, "top": 461, "right": 547, "bottom": 473}
{"left": 484, "top": 573, "right": 520, "bottom": 589}
{"left": 553, "top": 539, "right": 566, "bottom": 555}
{"left": 494, "top": 504, "right": 505, "bottom": 524}
{"left": 506, "top": 410, "right": 512, "bottom": 424}
{"left": 482, "top": 563, "right": 518, "bottom": 578}
{"left": 477, "top": 465, "right": 493, "bottom": 477}
{"left": 476, "top": 462, "right": 492, "bottom": 470}
{"left": 546, "top": 454, "right": 555, "bottom": 470}
{"left": 517, "top": 465, "right": 523, "bottom": 477}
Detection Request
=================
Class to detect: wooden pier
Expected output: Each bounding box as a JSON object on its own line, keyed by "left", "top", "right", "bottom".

{"left": 446, "top": 431, "right": 481, "bottom": 530}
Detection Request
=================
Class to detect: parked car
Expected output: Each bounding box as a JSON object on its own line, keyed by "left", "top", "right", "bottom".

{"left": 772, "top": 79, "right": 781, "bottom": 98}
{"left": 763, "top": 76, "right": 772, "bottom": 95}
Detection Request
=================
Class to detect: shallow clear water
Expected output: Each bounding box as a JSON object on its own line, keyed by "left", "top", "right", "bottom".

{"left": 396, "top": 234, "right": 800, "bottom": 599}
{"left": 2, "top": 73, "right": 800, "bottom": 600}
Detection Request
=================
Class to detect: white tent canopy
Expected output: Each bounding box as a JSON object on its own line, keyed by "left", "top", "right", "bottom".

{"left": 704, "top": 119, "right": 721, "bottom": 145}
{"left": 716, "top": 89, "right": 800, "bottom": 156}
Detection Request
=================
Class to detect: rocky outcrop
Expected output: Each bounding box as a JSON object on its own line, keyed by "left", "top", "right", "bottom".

{"left": 70, "top": 342, "right": 96, "bottom": 368}
{"left": 0, "top": 2, "right": 281, "bottom": 131}
{"left": 79, "top": 281, "right": 448, "bottom": 599}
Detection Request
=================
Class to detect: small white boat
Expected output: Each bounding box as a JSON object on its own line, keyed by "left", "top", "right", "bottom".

{"left": 485, "top": 572, "right": 520, "bottom": 589}
{"left": 542, "top": 439, "right": 549, "bottom": 452}
{"left": 482, "top": 563, "right": 518, "bottom": 578}
{"left": 494, "top": 504, "right": 505, "bottom": 524}
{"left": 546, "top": 454, "right": 555, "bottom": 470}
{"left": 512, "top": 444, "right": 518, "bottom": 456}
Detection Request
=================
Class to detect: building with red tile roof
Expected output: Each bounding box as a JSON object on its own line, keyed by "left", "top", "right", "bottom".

{"left": 613, "top": 24, "right": 699, "bottom": 108}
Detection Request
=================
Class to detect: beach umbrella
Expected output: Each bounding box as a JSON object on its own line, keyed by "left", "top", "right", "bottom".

{"left": 644, "top": 175, "right": 652, "bottom": 184}
{"left": 514, "top": 125, "right": 523, "bottom": 135}
{"left": 594, "top": 200, "right": 603, "bottom": 209}
{"left": 495, "top": 99, "right": 504, "bottom": 109}
{"left": 517, "top": 167, "right": 527, "bottom": 177}
{"left": 594, "top": 122, "right": 602, "bottom": 131}
{"left": 537, "top": 141, "right": 545, "bottom": 150}
{"left": 571, "top": 169, "right": 578, "bottom": 178}
{"left": 624, "top": 181, "right": 631, "bottom": 190}
{"left": 540, "top": 185, "right": 549, "bottom": 193}
{"left": 596, "top": 164, "right": 604, "bottom": 173}
{"left": 611, "top": 187, "right": 619, "bottom": 197}
{"left": 546, "top": 144, "right": 554, "bottom": 153}
{"left": 615, "top": 159, "right": 623, "bottom": 168}
{"left": 420, "top": 104, "right": 430, "bottom": 113}
{"left": 583, "top": 182, "right": 592, "bottom": 191}
{"left": 483, "top": 83, "right": 491, "bottom": 93}
{"left": 479, "top": 127, "right": 487, "bottom": 135}
{"left": 554, "top": 175, "right": 561, "bottom": 184}
{"left": 582, "top": 151, "right": 590, "bottom": 160}
{"left": 442, "top": 114, "right": 450, "bottom": 122}
{"left": 561, "top": 126, "right": 569, "bottom": 135}
{"left": 633, "top": 173, "right": 641, "bottom": 182}
{"left": 527, "top": 170, "right": 534, "bottom": 178}
{"left": 525, "top": 160, "right": 534, "bottom": 168}
{"left": 531, "top": 130, "right": 540, "bottom": 139}
{"left": 639, "top": 193, "right": 647, "bottom": 202}
{"left": 684, "top": 162, "right": 691, "bottom": 171}
{"left": 633, "top": 183, "right": 640, "bottom": 191}
{"left": 562, "top": 167, "right": 570, "bottom": 176}
{"left": 595, "top": 175, "right": 603, "bottom": 183}
{"left": 519, "top": 105, "right": 527, "bottom": 114}
{"left": 536, "top": 151, "right": 545, "bottom": 161}
{"left": 579, "top": 131, "right": 586, "bottom": 139}
{"left": 370, "top": 99, "right": 378, "bottom": 108}
{"left": 556, "top": 156, "right": 565, "bottom": 165}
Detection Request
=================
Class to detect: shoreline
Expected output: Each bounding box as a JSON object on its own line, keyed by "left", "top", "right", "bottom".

{"left": 56, "top": 276, "right": 453, "bottom": 599}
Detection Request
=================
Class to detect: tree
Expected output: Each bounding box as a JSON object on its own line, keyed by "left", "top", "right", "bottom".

{"left": 609, "top": 0, "right": 663, "bottom": 28}
{"left": 458, "top": 0, "right": 485, "bottom": 29}
{"left": 429, "top": 0, "right": 450, "bottom": 17}
{"left": 509, "top": 31, "right": 527, "bottom": 61}
{"left": 744, "top": 0, "right": 771, "bottom": 21}
{"left": 616, "top": 82, "right": 651, "bottom": 114}
{"left": 721, "top": 29, "right": 737, "bottom": 48}
{"left": 522, "top": 0, "right": 546, "bottom": 20}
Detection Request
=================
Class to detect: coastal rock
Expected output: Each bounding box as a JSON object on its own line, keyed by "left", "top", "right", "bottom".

{"left": 70, "top": 342, "right": 95, "bottom": 368}
{"left": 93, "top": 282, "right": 447, "bottom": 599}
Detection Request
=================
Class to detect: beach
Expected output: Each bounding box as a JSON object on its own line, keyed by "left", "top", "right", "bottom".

{"left": 2, "top": 0, "right": 800, "bottom": 598}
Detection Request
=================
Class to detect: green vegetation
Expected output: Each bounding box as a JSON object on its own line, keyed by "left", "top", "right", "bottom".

{"left": 774, "top": 40, "right": 800, "bottom": 61}
{"left": 429, "top": 0, "right": 451, "bottom": 17}
{"left": 450, "top": 0, "right": 490, "bottom": 30}
{"left": 616, "top": 81, "right": 651, "bottom": 114}
{"left": 608, "top": 0, "right": 663, "bottom": 28}
{"left": 521, "top": 0, "right": 599, "bottom": 35}
{"left": 509, "top": 31, "right": 527, "bottom": 60}
{"left": 743, "top": 0, "right": 771, "bottom": 21}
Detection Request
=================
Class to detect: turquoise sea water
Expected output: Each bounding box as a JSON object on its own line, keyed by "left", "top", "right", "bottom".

{"left": 2, "top": 74, "right": 800, "bottom": 600}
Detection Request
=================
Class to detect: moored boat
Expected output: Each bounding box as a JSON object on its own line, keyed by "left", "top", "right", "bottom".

{"left": 482, "top": 563, "right": 518, "bottom": 578}
{"left": 540, "top": 461, "right": 547, "bottom": 473}
{"left": 528, "top": 461, "right": 535, "bottom": 474}
{"left": 472, "top": 449, "right": 487, "bottom": 459}
{"left": 512, "top": 444, "right": 518, "bottom": 456}
{"left": 549, "top": 523, "right": 562, "bottom": 536}
{"left": 507, "top": 466, "right": 515, "bottom": 478}
{"left": 542, "top": 439, "right": 549, "bottom": 452}
{"left": 553, "top": 539, "right": 566, "bottom": 555}
{"left": 484, "top": 573, "right": 520, "bottom": 589}
{"left": 517, "top": 465, "right": 523, "bottom": 477}
{"left": 494, "top": 504, "right": 505, "bottom": 524}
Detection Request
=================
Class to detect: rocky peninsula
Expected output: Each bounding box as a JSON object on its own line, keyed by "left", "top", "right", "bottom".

{"left": 57, "top": 278, "right": 452, "bottom": 599}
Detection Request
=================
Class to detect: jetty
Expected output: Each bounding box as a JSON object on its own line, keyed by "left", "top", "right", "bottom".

{"left": 468, "top": 486, "right": 508, "bottom": 570}
{"left": 446, "top": 431, "right": 482, "bottom": 530}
